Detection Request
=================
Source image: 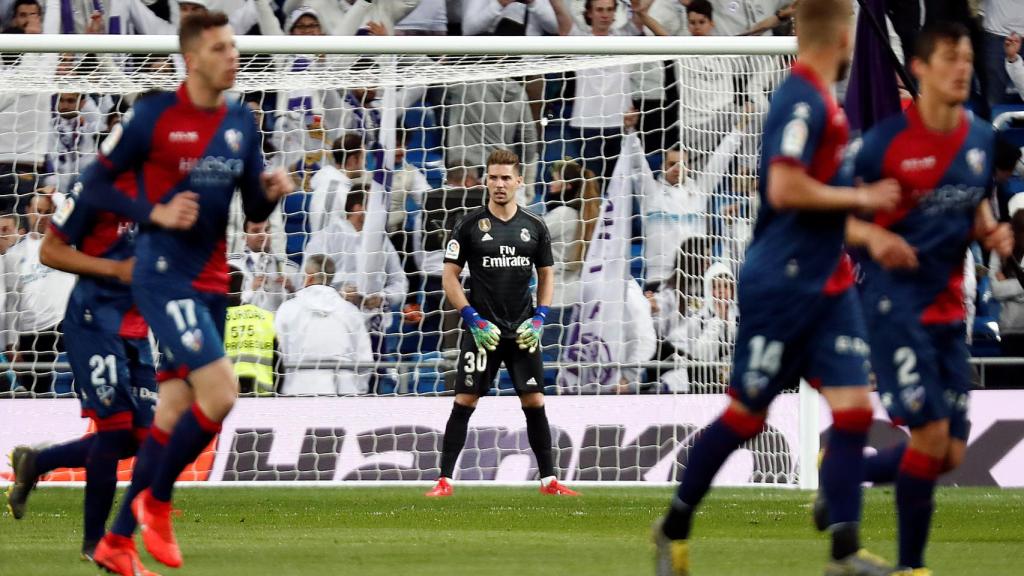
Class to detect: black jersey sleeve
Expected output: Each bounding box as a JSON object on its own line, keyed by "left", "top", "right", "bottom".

{"left": 534, "top": 216, "right": 554, "bottom": 269}
{"left": 443, "top": 214, "right": 470, "bottom": 268}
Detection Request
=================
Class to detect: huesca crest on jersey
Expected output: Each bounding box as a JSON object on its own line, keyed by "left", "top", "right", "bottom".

{"left": 520, "top": 228, "right": 530, "bottom": 242}
{"left": 966, "top": 148, "right": 985, "bottom": 176}
{"left": 478, "top": 218, "right": 491, "bottom": 232}
{"left": 225, "top": 129, "right": 243, "bottom": 153}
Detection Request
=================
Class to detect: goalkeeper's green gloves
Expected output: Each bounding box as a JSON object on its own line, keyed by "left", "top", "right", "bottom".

{"left": 515, "top": 306, "right": 548, "bottom": 353}
{"left": 460, "top": 306, "right": 501, "bottom": 351}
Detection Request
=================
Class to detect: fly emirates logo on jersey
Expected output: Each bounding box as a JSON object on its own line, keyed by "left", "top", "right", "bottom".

{"left": 482, "top": 245, "right": 532, "bottom": 269}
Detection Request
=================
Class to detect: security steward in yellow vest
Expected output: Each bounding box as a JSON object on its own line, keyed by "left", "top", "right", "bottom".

{"left": 226, "top": 265, "right": 279, "bottom": 395}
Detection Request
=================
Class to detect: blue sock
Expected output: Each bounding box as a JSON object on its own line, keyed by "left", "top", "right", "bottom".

{"left": 662, "top": 407, "right": 762, "bottom": 540}
{"left": 821, "top": 409, "right": 872, "bottom": 560}
{"left": 896, "top": 448, "right": 941, "bottom": 569}
{"left": 111, "top": 427, "right": 169, "bottom": 538}
{"left": 864, "top": 443, "right": 906, "bottom": 485}
{"left": 35, "top": 435, "right": 94, "bottom": 475}
{"left": 83, "top": 430, "right": 135, "bottom": 544}
{"left": 150, "top": 404, "right": 220, "bottom": 503}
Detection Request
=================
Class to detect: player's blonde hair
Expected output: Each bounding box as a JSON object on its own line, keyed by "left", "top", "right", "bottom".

{"left": 795, "top": 0, "right": 853, "bottom": 48}
{"left": 486, "top": 149, "right": 521, "bottom": 175}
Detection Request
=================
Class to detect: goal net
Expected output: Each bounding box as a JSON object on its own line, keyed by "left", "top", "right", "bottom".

{"left": 0, "top": 35, "right": 815, "bottom": 487}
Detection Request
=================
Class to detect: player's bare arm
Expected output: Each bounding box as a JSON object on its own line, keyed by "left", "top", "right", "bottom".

{"left": 260, "top": 168, "right": 294, "bottom": 203}
{"left": 40, "top": 229, "right": 135, "bottom": 284}
{"left": 845, "top": 216, "right": 919, "bottom": 271}
{"left": 767, "top": 163, "right": 902, "bottom": 213}
{"left": 442, "top": 261, "right": 470, "bottom": 311}
{"left": 974, "top": 200, "right": 1014, "bottom": 258}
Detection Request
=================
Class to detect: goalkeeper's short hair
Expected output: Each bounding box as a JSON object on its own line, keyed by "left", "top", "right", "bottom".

{"left": 486, "top": 149, "right": 521, "bottom": 175}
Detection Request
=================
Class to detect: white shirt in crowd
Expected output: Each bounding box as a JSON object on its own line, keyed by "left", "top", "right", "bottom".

{"left": 543, "top": 204, "right": 584, "bottom": 308}
{"left": 660, "top": 262, "right": 737, "bottom": 392}
{"left": 50, "top": 99, "right": 101, "bottom": 193}
{"left": 2, "top": 234, "right": 76, "bottom": 346}
{"left": 462, "top": 0, "right": 560, "bottom": 36}
{"left": 304, "top": 218, "right": 408, "bottom": 331}
{"left": 275, "top": 284, "right": 374, "bottom": 395}
{"left": 227, "top": 248, "right": 301, "bottom": 313}
{"left": 569, "top": 22, "right": 641, "bottom": 129}
{"left": 1006, "top": 56, "right": 1024, "bottom": 98}
{"left": 983, "top": 0, "right": 1024, "bottom": 36}
{"left": 704, "top": 0, "right": 787, "bottom": 37}
{"left": 307, "top": 164, "right": 354, "bottom": 234}
{"left": 0, "top": 0, "right": 59, "bottom": 165}
{"left": 388, "top": 160, "right": 431, "bottom": 232}
{"left": 396, "top": 0, "right": 447, "bottom": 33}
{"left": 620, "top": 280, "right": 658, "bottom": 386}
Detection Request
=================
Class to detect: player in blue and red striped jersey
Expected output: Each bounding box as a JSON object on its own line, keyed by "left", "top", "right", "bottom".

{"left": 844, "top": 23, "right": 1013, "bottom": 576}
{"left": 69, "top": 12, "right": 292, "bottom": 573}
{"left": 4, "top": 166, "right": 186, "bottom": 573}
{"left": 653, "top": 1, "right": 903, "bottom": 575}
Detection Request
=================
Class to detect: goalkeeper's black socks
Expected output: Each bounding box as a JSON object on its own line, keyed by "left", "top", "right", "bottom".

{"left": 896, "top": 448, "right": 941, "bottom": 569}
{"left": 150, "top": 404, "right": 221, "bottom": 502}
{"left": 522, "top": 405, "right": 555, "bottom": 479}
{"left": 34, "top": 435, "right": 94, "bottom": 476}
{"left": 440, "top": 402, "right": 475, "bottom": 478}
{"left": 663, "top": 406, "right": 762, "bottom": 541}
{"left": 864, "top": 443, "right": 906, "bottom": 485}
{"left": 84, "top": 430, "right": 135, "bottom": 545}
{"left": 111, "top": 425, "right": 169, "bottom": 537}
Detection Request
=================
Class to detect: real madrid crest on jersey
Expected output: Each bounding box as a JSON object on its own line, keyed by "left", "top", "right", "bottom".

{"left": 520, "top": 228, "right": 530, "bottom": 242}
{"left": 478, "top": 218, "right": 491, "bottom": 232}
{"left": 966, "top": 148, "right": 985, "bottom": 176}
{"left": 225, "top": 129, "right": 243, "bottom": 153}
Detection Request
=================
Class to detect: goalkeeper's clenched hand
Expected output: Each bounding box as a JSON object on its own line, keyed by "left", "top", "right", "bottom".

{"left": 460, "top": 306, "right": 501, "bottom": 351}
{"left": 515, "top": 306, "right": 548, "bottom": 353}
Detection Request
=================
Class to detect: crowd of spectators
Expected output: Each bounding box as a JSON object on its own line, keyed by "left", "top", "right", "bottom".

{"left": 0, "top": 0, "right": 1023, "bottom": 396}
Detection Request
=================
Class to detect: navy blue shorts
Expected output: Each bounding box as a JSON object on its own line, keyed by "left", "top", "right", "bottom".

{"left": 65, "top": 320, "right": 157, "bottom": 431}
{"left": 869, "top": 319, "right": 971, "bottom": 441}
{"left": 729, "top": 288, "right": 871, "bottom": 412}
{"left": 133, "top": 287, "right": 228, "bottom": 382}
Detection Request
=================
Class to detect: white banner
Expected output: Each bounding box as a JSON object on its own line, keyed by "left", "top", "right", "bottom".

{"left": 2, "top": 392, "right": 1023, "bottom": 487}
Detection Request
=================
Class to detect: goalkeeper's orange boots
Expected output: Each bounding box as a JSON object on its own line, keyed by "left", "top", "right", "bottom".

{"left": 539, "top": 478, "right": 579, "bottom": 496}
{"left": 425, "top": 477, "right": 453, "bottom": 497}
{"left": 134, "top": 489, "right": 182, "bottom": 568}
{"left": 94, "top": 533, "right": 162, "bottom": 576}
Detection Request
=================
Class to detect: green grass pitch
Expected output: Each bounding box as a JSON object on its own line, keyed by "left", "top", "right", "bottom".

{"left": 1, "top": 487, "right": 1022, "bottom": 575}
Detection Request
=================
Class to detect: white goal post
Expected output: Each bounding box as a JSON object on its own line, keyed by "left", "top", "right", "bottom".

{"left": 0, "top": 34, "right": 820, "bottom": 488}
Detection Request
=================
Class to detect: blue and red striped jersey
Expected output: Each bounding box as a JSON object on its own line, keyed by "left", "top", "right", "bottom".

{"left": 50, "top": 173, "right": 147, "bottom": 339}
{"left": 741, "top": 62, "right": 855, "bottom": 296}
{"left": 854, "top": 105, "right": 994, "bottom": 325}
{"left": 76, "top": 85, "right": 276, "bottom": 294}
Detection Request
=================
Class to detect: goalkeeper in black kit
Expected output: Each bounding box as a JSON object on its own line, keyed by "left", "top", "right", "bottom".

{"left": 426, "top": 149, "right": 578, "bottom": 497}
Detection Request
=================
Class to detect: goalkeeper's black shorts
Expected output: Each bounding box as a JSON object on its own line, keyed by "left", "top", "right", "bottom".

{"left": 455, "top": 334, "right": 544, "bottom": 396}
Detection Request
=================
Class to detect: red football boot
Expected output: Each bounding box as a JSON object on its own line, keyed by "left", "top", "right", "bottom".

{"left": 425, "top": 477, "right": 453, "bottom": 497}
{"left": 539, "top": 479, "right": 579, "bottom": 496}
{"left": 133, "top": 489, "right": 182, "bottom": 568}
{"left": 94, "top": 533, "right": 162, "bottom": 576}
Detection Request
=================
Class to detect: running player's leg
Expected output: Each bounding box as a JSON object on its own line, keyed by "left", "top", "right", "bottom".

{"left": 809, "top": 291, "right": 880, "bottom": 569}
{"left": 660, "top": 310, "right": 803, "bottom": 543}
{"left": 872, "top": 320, "right": 953, "bottom": 571}
{"left": 430, "top": 336, "right": 502, "bottom": 495}
{"left": 132, "top": 291, "right": 229, "bottom": 567}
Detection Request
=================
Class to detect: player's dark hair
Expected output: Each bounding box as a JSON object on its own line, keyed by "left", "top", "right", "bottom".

{"left": 331, "top": 134, "right": 364, "bottom": 168}
{"left": 686, "top": 0, "right": 713, "bottom": 21}
{"left": 583, "top": 0, "right": 613, "bottom": 27}
{"left": 243, "top": 218, "right": 268, "bottom": 232}
{"left": 12, "top": 0, "right": 40, "bottom": 14}
{"left": 178, "top": 10, "right": 230, "bottom": 53}
{"left": 485, "top": 148, "right": 521, "bottom": 175}
{"left": 345, "top": 184, "right": 368, "bottom": 213}
{"left": 913, "top": 21, "right": 970, "bottom": 62}
{"left": 305, "top": 254, "right": 335, "bottom": 286}
{"left": 667, "top": 236, "right": 714, "bottom": 302}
